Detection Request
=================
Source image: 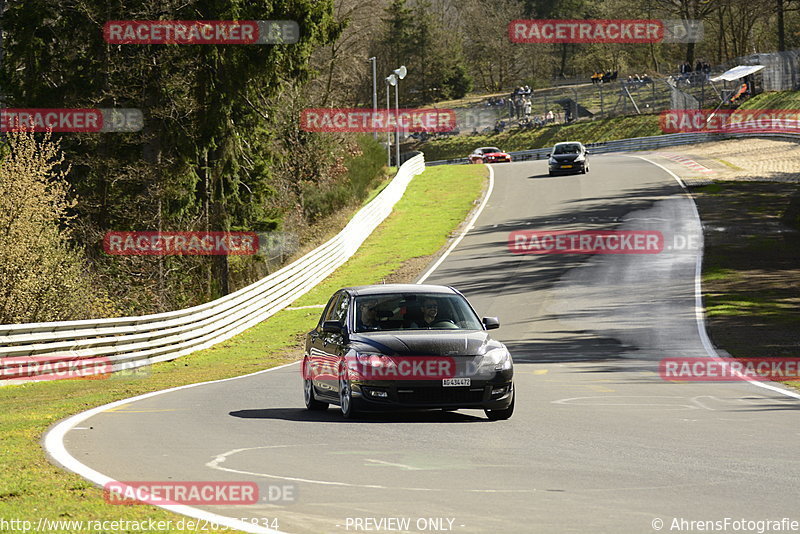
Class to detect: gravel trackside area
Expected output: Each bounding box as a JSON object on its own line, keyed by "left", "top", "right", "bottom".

{"left": 654, "top": 137, "right": 800, "bottom": 183}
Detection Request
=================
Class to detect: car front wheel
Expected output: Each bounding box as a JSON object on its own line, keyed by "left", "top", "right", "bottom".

{"left": 339, "top": 367, "right": 357, "bottom": 419}
{"left": 303, "top": 361, "right": 328, "bottom": 411}
{"left": 485, "top": 389, "right": 514, "bottom": 421}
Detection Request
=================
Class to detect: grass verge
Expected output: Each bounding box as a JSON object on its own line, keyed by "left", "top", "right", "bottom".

{"left": 693, "top": 180, "right": 800, "bottom": 389}
{"left": 738, "top": 89, "right": 800, "bottom": 110}
{"left": 0, "top": 164, "right": 487, "bottom": 532}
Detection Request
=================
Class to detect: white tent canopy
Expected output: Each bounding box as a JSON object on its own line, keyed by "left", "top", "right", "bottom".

{"left": 710, "top": 65, "right": 765, "bottom": 82}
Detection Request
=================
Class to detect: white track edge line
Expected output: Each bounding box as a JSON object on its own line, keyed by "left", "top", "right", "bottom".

{"left": 417, "top": 164, "right": 495, "bottom": 284}
{"left": 43, "top": 161, "right": 490, "bottom": 533}
{"left": 631, "top": 154, "right": 800, "bottom": 401}
{"left": 44, "top": 361, "right": 300, "bottom": 534}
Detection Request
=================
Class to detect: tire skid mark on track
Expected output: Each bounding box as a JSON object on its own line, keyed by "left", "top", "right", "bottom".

{"left": 630, "top": 155, "right": 800, "bottom": 402}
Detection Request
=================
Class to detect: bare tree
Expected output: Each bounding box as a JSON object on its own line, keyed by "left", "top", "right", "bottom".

{"left": 653, "top": 0, "right": 718, "bottom": 64}
{"left": 307, "top": 0, "right": 389, "bottom": 107}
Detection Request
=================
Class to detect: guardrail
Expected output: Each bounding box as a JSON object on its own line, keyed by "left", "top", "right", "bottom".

{"left": 0, "top": 154, "right": 426, "bottom": 381}
{"left": 426, "top": 128, "right": 800, "bottom": 166}
{"left": 425, "top": 132, "right": 729, "bottom": 166}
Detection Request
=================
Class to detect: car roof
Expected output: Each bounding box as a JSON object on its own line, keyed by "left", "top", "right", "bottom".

{"left": 343, "top": 284, "right": 459, "bottom": 297}
{"left": 553, "top": 141, "right": 583, "bottom": 146}
{"left": 476, "top": 146, "right": 501, "bottom": 151}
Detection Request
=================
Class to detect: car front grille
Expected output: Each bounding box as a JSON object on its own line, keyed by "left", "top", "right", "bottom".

{"left": 396, "top": 387, "right": 485, "bottom": 404}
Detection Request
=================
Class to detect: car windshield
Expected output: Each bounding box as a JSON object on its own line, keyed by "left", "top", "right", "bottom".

{"left": 353, "top": 293, "right": 484, "bottom": 332}
{"left": 482, "top": 147, "right": 501, "bottom": 154}
{"left": 553, "top": 144, "right": 581, "bottom": 154}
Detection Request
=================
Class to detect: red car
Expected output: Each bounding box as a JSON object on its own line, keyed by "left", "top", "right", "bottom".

{"left": 469, "top": 146, "right": 512, "bottom": 164}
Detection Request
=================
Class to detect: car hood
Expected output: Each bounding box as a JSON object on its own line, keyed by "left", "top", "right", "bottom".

{"left": 482, "top": 152, "right": 509, "bottom": 157}
{"left": 349, "top": 330, "right": 501, "bottom": 356}
{"left": 551, "top": 153, "right": 581, "bottom": 162}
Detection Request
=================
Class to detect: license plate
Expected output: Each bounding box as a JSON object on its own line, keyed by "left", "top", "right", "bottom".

{"left": 443, "top": 378, "right": 471, "bottom": 387}
{"left": 561, "top": 164, "right": 573, "bottom": 168}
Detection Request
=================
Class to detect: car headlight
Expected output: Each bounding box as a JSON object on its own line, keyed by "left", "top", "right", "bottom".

{"left": 548, "top": 157, "right": 557, "bottom": 164}
{"left": 483, "top": 347, "right": 512, "bottom": 371}
{"left": 575, "top": 155, "right": 585, "bottom": 162}
{"left": 355, "top": 352, "right": 393, "bottom": 368}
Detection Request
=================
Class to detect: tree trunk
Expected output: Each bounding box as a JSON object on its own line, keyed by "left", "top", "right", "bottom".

{"left": 777, "top": 0, "right": 786, "bottom": 51}
{"left": 559, "top": 43, "right": 568, "bottom": 78}
{"left": 210, "top": 186, "right": 230, "bottom": 296}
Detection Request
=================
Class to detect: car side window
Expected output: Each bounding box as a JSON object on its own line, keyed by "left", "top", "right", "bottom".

{"left": 320, "top": 292, "right": 343, "bottom": 326}
{"left": 330, "top": 293, "right": 349, "bottom": 323}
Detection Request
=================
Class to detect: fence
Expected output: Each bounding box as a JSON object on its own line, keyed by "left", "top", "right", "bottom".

{"left": 440, "top": 48, "right": 800, "bottom": 139}
{"left": 0, "top": 154, "right": 426, "bottom": 381}
{"left": 736, "top": 49, "right": 800, "bottom": 92}
{"left": 450, "top": 81, "right": 676, "bottom": 136}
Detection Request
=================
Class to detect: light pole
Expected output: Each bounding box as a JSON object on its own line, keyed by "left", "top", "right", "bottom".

{"left": 385, "top": 74, "right": 396, "bottom": 167}
{"left": 392, "top": 65, "right": 407, "bottom": 168}
{"left": 368, "top": 57, "right": 377, "bottom": 140}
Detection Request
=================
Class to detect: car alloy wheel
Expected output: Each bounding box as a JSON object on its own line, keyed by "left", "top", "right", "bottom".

{"left": 303, "top": 359, "right": 328, "bottom": 411}
{"left": 339, "top": 366, "right": 357, "bottom": 418}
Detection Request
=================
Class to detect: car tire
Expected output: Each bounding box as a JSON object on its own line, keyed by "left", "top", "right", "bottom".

{"left": 303, "top": 361, "right": 328, "bottom": 411}
{"left": 548, "top": 171, "right": 554, "bottom": 176}
{"left": 485, "top": 388, "right": 514, "bottom": 421}
{"left": 339, "top": 367, "right": 358, "bottom": 419}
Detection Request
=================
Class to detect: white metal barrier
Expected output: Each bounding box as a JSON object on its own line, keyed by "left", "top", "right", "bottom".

{"left": 425, "top": 132, "right": 725, "bottom": 166}
{"left": 425, "top": 128, "right": 800, "bottom": 166}
{"left": 0, "top": 154, "right": 426, "bottom": 380}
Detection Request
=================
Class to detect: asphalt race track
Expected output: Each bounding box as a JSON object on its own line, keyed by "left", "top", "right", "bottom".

{"left": 57, "top": 156, "right": 800, "bottom": 534}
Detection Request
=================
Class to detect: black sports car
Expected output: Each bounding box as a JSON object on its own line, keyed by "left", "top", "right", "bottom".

{"left": 548, "top": 141, "right": 590, "bottom": 175}
{"left": 302, "top": 284, "right": 514, "bottom": 420}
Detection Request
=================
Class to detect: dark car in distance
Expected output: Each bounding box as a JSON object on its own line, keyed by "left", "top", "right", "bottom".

{"left": 303, "top": 284, "right": 515, "bottom": 420}
{"left": 548, "top": 141, "right": 589, "bottom": 175}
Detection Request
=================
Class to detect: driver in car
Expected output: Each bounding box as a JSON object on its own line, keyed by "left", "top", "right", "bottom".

{"left": 410, "top": 299, "right": 443, "bottom": 328}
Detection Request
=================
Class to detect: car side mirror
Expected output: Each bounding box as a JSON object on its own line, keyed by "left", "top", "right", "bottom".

{"left": 322, "top": 320, "right": 343, "bottom": 334}
{"left": 482, "top": 317, "right": 500, "bottom": 330}
{"left": 584, "top": 150, "right": 590, "bottom": 155}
